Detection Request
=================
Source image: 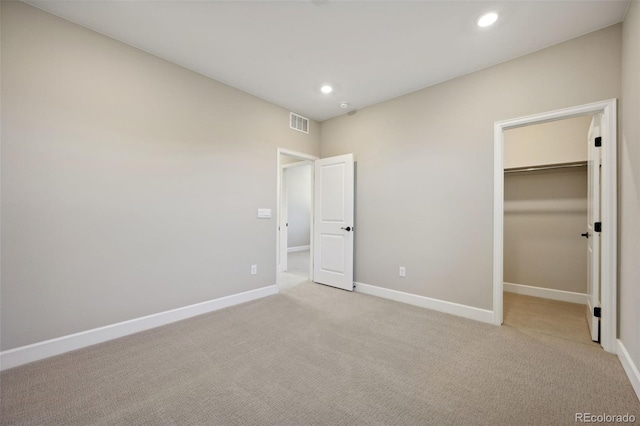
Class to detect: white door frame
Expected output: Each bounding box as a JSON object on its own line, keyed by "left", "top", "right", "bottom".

{"left": 276, "top": 148, "right": 318, "bottom": 289}
{"left": 493, "top": 99, "right": 617, "bottom": 353}
{"left": 280, "top": 166, "right": 289, "bottom": 272}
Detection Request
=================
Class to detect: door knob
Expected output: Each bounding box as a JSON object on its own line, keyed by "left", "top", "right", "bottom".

{"left": 341, "top": 226, "right": 352, "bottom": 232}
{"left": 581, "top": 232, "right": 589, "bottom": 238}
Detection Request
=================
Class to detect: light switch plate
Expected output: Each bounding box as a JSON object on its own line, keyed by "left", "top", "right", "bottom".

{"left": 257, "top": 208, "right": 271, "bottom": 219}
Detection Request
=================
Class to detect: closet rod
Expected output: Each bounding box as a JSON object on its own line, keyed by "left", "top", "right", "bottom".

{"left": 504, "top": 161, "right": 588, "bottom": 174}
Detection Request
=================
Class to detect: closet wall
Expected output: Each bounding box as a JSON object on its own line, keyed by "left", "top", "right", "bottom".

{"left": 504, "top": 115, "right": 591, "bottom": 295}
{"left": 505, "top": 116, "right": 591, "bottom": 168}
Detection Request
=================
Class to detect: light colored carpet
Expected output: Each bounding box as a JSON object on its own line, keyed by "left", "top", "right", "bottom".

{"left": 278, "top": 271, "right": 308, "bottom": 290}
{"left": 2, "top": 282, "right": 639, "bottom": 425}
{"left": 285, "top": 250, "right": 310, "bottom": 276}
{"left": 503, "top": 292, "right": 598, "bottom": 346}
{"left": 279, "top": 250, "right": 310, "bottom": 290}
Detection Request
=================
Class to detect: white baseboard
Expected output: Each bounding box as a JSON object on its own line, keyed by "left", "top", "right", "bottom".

{"left": 287, "top": 245, "right": 310, "bottom": 253}
{"left": 617, "top": 340, "right": 640, "bottom": 401}
{"left": 0, "top": 285, "right": 278, "bottom": 371}
{"left": 504, "top": 282, "right": 588, "bottom": 305}
{"left": 354, "top": 282, "right": 494, "bottom": 324}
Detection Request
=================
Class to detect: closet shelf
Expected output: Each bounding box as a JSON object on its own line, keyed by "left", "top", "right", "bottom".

{"left": 504, "top": 161, "right": 587, "bottom": 174}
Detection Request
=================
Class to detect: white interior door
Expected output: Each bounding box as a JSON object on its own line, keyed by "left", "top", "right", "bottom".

{"left": 586, "top": 114, "right": 602, "bottom": 342}
{"left": 313, "top": 154, "right": 354, "bottom": 291}
{"left": 279, "top": 168, "right": 288, "bottom": 272}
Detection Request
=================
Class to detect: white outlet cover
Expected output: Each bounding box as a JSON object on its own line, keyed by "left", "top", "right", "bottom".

{"left": 257, "top": 208, "right": 271, "bottom": 219}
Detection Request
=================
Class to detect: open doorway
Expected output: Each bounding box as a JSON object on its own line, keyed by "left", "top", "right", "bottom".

{"left": 502, "top": 114, "right": 595, "bottom": 345}
{"left": 277, "top": 149, "right": 317, "bottom": 291}
{"left": 276, "top": 149, "right": 356, "bottom": 293}
{"left": 493, "top": 99, "right": 617, "bottom": 353}
{"left": 280, "top": 158, "right": 313, "bottom": 289}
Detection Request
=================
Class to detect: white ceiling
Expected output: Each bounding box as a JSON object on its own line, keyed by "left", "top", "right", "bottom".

{"left": 27, "top": 0, "right": 630, "bottom": 122}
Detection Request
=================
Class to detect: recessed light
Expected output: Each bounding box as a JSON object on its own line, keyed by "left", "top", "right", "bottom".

{"left": 320, "top": 85, "right": 333, "bottom": 94}
{"left": 477, "top": 12, "right": 498, "bottom": 28}
{"left": 340, "top": 102, "right": 349, "bottom": 109}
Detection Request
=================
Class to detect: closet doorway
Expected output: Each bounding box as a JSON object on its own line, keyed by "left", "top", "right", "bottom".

{"left": 502, "top": 115, "right": 595, "bottom": 345}
{"left": 493, "top": 99, "right": 617, "bottom": 353}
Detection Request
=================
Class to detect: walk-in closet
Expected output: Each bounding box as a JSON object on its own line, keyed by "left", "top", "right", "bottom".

{"left": 503, "top": 115, "right": 597, "bottom": 345}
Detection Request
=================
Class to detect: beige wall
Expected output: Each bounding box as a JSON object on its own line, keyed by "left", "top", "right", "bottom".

{"left": 619, "top": 0, "right": 640, "bottom": 380}
{"left": 504, "top": 115, "right": 592, "bottom": 169}
{"left": 321, "top": 24, "right": 621, "bottom": 309}
{"left": 504, "top": 168, "right": 587, "bottom": 294}
{"left": 0, "top": 2, "right": 320, "bottom": 350}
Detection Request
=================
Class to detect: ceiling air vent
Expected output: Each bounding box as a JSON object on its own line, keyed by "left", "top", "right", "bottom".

{"left": 290, "top": 112, "right": 309, "bottom": 134}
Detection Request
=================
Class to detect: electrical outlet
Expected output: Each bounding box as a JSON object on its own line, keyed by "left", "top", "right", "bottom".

{"left": 251, "top": 265, "right": 257, "bottom": 275}
{"left": 399, "top": 266, "right": 406, "bottom": 277}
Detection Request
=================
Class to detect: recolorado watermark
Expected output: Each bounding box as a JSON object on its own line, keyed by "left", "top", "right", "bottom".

{"left": 575, "top": 412, "right": 636, "bottom": 423}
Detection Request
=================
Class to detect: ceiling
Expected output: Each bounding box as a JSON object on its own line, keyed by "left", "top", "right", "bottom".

{"left": 26, "top": 0, "right": 630, "bottom": 122}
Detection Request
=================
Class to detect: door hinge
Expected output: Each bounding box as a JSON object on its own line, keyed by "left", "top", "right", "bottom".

{"left": 594, "top": 307, "right": 601, "bottom": 318}
{"left": 594, "top": 222, "right": 602, "bottom": 232}
{"left": 595, "top": 136, "right": 602, "bottom": 147}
